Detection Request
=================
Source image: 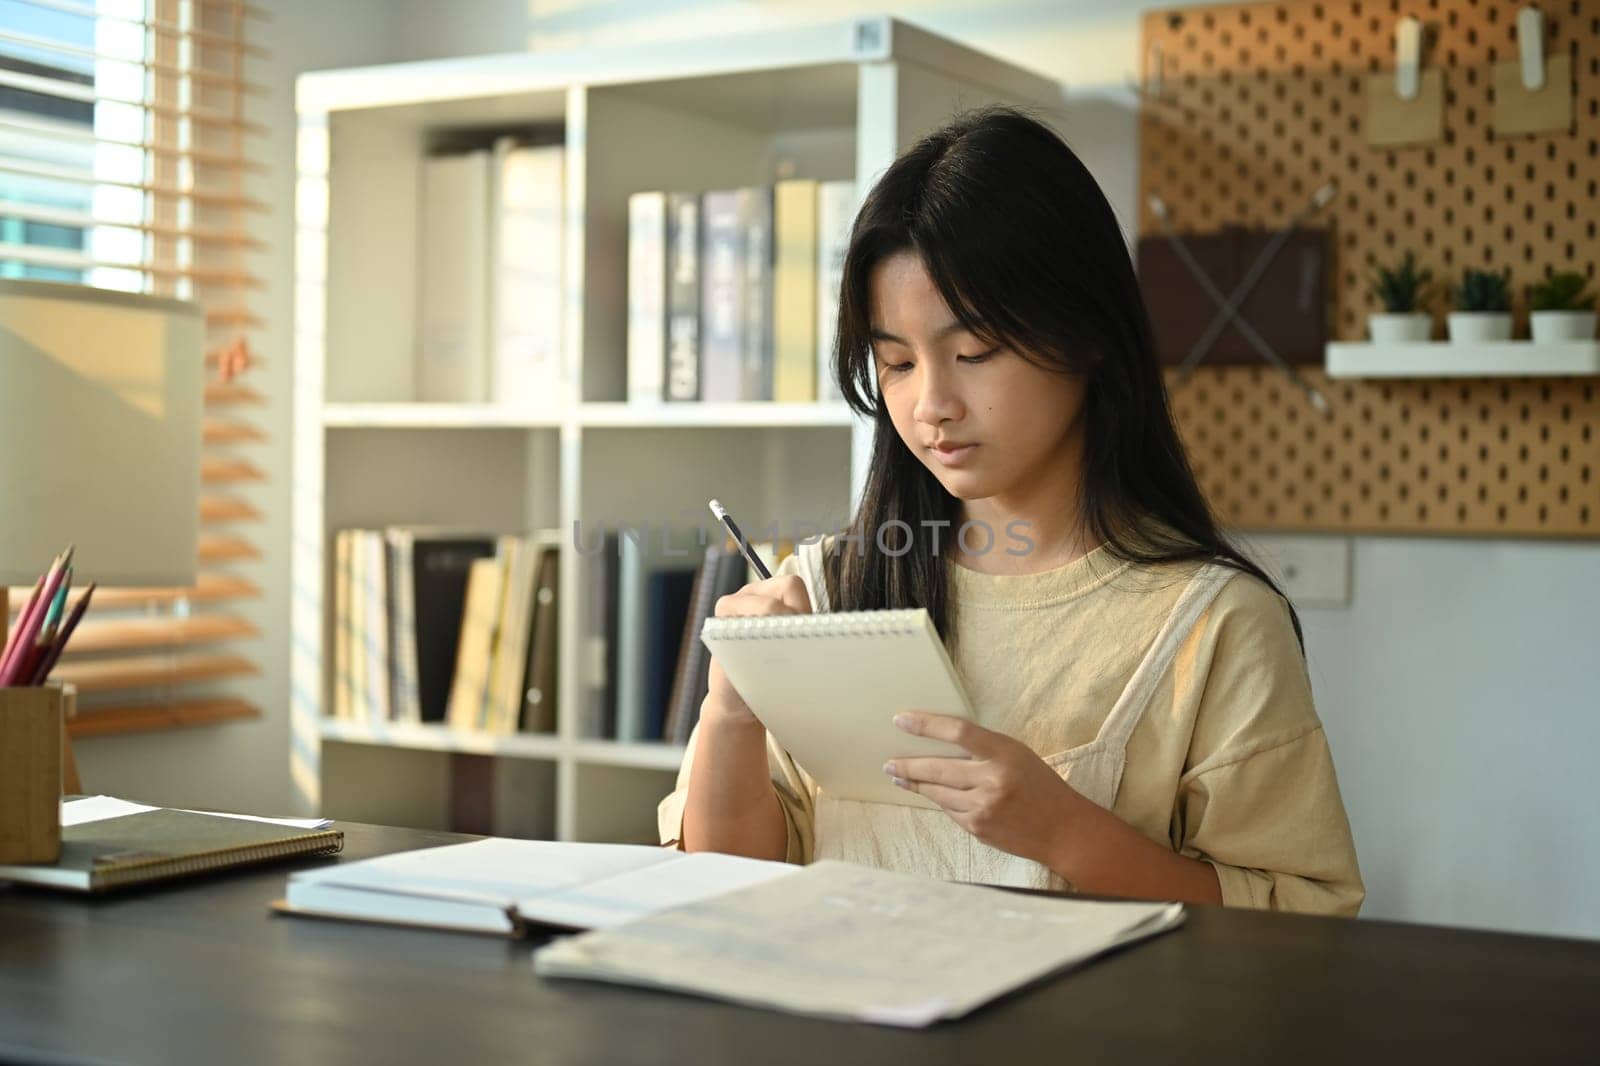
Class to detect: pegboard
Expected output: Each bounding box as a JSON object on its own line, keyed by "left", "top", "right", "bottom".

{"left": 1140, "top": 0, "right": 1600, "bottom": 537}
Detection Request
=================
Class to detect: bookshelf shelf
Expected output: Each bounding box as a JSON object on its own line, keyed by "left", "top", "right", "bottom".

{"left": 319, "top": 719, "right": 564, "bottom": 760}
{"left": 577, "top": 402, "right": 857, "bottom": 428}
{"left": 572, "top": 740, "right": 689, "bottom": 772}
{"left": 292, "top": 15, "right": 1061, "bottom": 843}
{"left": 322, "top": 403, "right": 566, "bottom": 429}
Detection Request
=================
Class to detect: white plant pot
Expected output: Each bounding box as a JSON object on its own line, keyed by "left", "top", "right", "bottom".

{"left": 1447, "top": 312, "right": 1513, "bottom": 343}
{"left": 1529, "top": 310, "right": 1597, "bottom": 342}
{"left": 1368, "top": 312, "right": 1433, "bottom": 343}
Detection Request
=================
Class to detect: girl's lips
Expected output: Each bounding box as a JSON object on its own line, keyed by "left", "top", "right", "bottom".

{"left": 930, "top": 443, "right": 978, "bottom": 467}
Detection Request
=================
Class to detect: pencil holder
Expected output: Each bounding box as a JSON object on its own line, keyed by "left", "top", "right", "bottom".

{"left": 0, "top": 682, "right": 65, "bottom": 864}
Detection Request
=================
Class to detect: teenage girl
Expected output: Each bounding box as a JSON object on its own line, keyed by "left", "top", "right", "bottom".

{"left": 659, "top": 107, "right": 1363, "bottom": 915}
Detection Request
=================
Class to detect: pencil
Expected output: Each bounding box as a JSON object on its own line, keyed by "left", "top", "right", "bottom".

{"left": 27, "top": 582, "right": 95, "bottom": 687}
{"left": 708, "top": 499, "right": 772, "bottom": 580}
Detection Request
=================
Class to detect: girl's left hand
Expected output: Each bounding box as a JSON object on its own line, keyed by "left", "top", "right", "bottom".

{"left": 885, "top": 711, "right": 1088, "bottom": 866}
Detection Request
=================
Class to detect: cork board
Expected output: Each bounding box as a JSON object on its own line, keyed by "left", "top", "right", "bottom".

{"left": 1140, "top": 0, "right": 1600, "bottom": 536}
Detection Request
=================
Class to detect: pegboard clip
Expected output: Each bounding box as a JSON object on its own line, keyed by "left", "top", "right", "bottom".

{"left": 1517, "top": 6, "right": 1545, "bottom": 91}
{"left": 1395, "top": 17, "right": 1423, "bottom": 101}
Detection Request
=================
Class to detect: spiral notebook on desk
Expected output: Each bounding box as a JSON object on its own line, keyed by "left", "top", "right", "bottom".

{"left": 699, "top": 608, "right": 975, "bottom": 809}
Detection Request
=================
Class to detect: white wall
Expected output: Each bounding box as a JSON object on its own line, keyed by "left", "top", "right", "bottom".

{"left": 76, "top": 0, "right": 1597, "bottom": 942}
{"left": 379, "top": 0, "right": 1600, "bottom": 941}
{"left": 72, "top": 0, "right": 403, "bottom": 815}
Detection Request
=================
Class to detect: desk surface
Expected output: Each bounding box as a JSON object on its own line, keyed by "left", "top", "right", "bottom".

{"left": 2, "top": 822, "right": 1597, "bottom": 1066}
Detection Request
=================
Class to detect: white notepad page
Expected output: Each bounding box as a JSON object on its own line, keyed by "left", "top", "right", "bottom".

{"left": 699, "top": 608, "right": 975, "bottom": 809}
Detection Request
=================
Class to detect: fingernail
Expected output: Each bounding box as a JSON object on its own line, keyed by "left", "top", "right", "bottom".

{"left": 882, "top": 761, "right": 897, "bottom": 777}
{"left": 893, "top": 713, "right": 911, "bottom": 730}
{"left": 891, "top": 777, "right": 909, "bottom": 790}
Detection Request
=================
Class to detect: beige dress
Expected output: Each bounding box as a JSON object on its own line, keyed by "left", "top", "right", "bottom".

{"left": 660, "top": 538, "right": 1365, "bottom": 917}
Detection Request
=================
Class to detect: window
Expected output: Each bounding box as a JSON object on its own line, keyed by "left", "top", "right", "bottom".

{"left": 1, "top": 0, "right": 269, "bottom": 734}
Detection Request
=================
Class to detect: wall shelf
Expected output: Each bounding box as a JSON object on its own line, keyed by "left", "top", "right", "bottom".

{"left": 319, "top": 719, "right": 564, "bottom": 759}
{"left": 1325, "top": 341, "right": 1600, "bottom": 379}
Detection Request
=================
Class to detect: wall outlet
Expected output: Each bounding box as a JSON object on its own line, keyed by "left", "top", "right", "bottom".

{"left": 1240, "top": 534, "right": 1351, "bottom": 607}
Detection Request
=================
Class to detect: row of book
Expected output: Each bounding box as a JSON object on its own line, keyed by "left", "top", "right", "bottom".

{"left": 331, "top": 526, "right": 772, "bottom": 743}
{"left": 332, "top": 530, "right": 558, "bottom": 734}
{"left": 627, "top": 180, "right": 855, "bottom": 405}
{"left": 416, "top": 138, "right": 565, "bottom": 405}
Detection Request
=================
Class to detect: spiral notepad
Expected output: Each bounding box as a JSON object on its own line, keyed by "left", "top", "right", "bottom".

{"left": 699, "top": 609, "right": 975, "bottom": 809}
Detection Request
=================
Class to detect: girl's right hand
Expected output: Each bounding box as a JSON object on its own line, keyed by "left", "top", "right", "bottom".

{"left": 702, "top": 573, "right": 813, "bottom": 729}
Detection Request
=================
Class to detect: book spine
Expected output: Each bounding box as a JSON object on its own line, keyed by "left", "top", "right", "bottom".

{"left": 665, "top": 192, "right": 701, "bottom": 402}
{"left": 740, "top": 186, "right": 774, "bottom": 402}
{"left": 627, "top": 191, "right": 668, "bottom": 405}
{"left": 365, "top": 531, "right": 392, "bottom": 723}
{"left": 815, "top": 179, "right": 855, "bottom": 405}
{"left": 389, "top": 531, "right": 423, "bottom": 724}
{"left": 491, "top": 140, "right": 566, "bottom": 406}
{"left": 416, "top": 152, "right": 491, "bottom": 403}
{"left": 773, "top": 179, "right": 819, "bottom": 403}
{"left": 699, "top": 189, "right": 743, "bottom": 403}
{"left": 333, "top": 530, "right": 352, "bottom": 721}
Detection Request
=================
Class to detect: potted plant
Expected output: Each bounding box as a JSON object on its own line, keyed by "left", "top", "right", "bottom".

{"left": 1368, "top": 252, "right": 1433, "bottom": 342}
{"left": 1528, "top": 270, "right": 1597, "bottom": 342}
{"left": 1448, "top": 267, "right": 1513, "bottom": 343}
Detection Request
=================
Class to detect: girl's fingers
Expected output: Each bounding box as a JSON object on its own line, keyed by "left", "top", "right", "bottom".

{"left": 892, "top": 778, "right": 974, "bottom": 813}
{"left": 884, "top": 756, "right": 978, "bottom": 788}
{"left": 892, "top": 711, "right": 1001, "bottom": 757}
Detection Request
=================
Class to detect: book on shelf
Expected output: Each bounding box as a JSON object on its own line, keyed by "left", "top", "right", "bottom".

{"left": 333, "top": 530, "right": 354, "bottom": 721}
{"left": 700, "top": 188, "right": 746, "bottom": 403}
{"left": 739, "top": 185, "right": 775, "bottom": 402}
{"left": 363, "top": 530, "right": 392, "bottom": 723}
{"left": 662, "top": 539, "right": 750, "bottom": 745}
{"left": 629, "top": 179, "right": 853, "bottom": 405}
{"left": 627, "top": 190, "right": 668, "bottom": 406}
{"left": 642, "top": 566, "right": 697, "bottom": 742}
{"left": 815, "top": 179, "right": 855, "bottom": 404}
{"left": 664, "top": 191, "right": 701, "bottom": 402}
{"left": 582, "top": 530, "right": 621, "bottom": 739}
{"left": 490, "top": 136, "right": 565, "bottom": 405}
{"left": 388, "top": 530, "right": 498, "bottom": 724}
{"left": 615, "top": 527, "right": 700, "bottom": 742}
{"left": 417, "top": 150, "right": 492, "bottom": 403}
{"left": 278, "top": 837, "right": 796, "bottom": 938}
{"left": 773, "top": 178, "right": 819, "bottom": 404}
{"left": 521, "top": 541, "right": 561, "bottom": 733}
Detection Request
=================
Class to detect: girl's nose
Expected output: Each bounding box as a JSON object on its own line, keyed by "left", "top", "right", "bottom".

{"left": 912, "top": 363, "right": 964, "bottom": 426}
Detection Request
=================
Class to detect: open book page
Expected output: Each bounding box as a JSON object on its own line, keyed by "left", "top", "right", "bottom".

{"left": 519, "top": 851, "right": 798, "bottom": 930}
{"left": 533, "top": 860, "right": 1185, "bottom": 1027}
{"left": 290, "top": 838, "right": 677, "bottom": 902}
{"left": 63, "top": 795, "right": 332, "bottom": 830}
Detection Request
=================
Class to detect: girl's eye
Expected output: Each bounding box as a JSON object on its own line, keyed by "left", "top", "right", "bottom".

{"left": 958, "top": 347, "right": 1001, "bottom": 365}
{"left": 882, "top": 361, "right": 915, "bottom": 375}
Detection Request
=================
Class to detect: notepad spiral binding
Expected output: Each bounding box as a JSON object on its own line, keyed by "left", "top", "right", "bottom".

{"left": 701, "top": 609, "right": 928, "bottom": 640}
{"left": 93, "top": 830, "right": 345, "bottom": 891}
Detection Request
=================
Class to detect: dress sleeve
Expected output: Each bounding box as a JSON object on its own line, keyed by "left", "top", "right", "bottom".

{"left": 656, "top": 549, "right": 818, "bottom": 863}
{"left": 1171, "top": 577, "right": 1366, "bottom": 917}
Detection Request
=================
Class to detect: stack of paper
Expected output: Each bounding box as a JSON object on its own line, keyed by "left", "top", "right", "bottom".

{"left": 533, "top": 860, "right": 1185, "bottom": 1027}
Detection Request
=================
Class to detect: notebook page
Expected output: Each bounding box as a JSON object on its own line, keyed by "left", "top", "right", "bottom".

{"left": 534, "top": 860, "right": 1185, "bottom": 1026}
{"left": 289, "top": 838, "right": 679, "bottom": 902}
{"left": 521, "top": 852, "right": 800, "bottom": 930}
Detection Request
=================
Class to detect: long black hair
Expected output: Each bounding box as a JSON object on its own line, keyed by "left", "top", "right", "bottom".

{"left": 822, "top": 106, "right": 1302, "bottom": 647}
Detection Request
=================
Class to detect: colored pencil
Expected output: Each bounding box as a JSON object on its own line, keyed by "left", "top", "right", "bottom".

{"left": 27, "top": 582, "right": 95, "bottom": 687}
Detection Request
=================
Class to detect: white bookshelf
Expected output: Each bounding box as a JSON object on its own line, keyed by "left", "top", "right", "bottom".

{"left": 291, "top": 15, "right": 1062, "bottom": 843}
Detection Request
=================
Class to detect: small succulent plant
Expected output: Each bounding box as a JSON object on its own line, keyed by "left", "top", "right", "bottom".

{"left": 1370, "top": 252, "right": 1432, "bottom": 313}
{"left": 1528, "top": 270, "right": 1596, "bottom": 312}
{"left": 1452, "top": 268, "right": 1512, "bottom": 313}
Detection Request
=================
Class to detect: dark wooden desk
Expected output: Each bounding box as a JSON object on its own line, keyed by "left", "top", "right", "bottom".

{"left": 1, "top": 822, "right": 1596, "bottom": 1065}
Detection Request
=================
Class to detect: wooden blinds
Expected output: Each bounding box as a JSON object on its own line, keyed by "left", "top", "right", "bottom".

{"left": 1, "top": 0, "right": 268, "bottom": 735}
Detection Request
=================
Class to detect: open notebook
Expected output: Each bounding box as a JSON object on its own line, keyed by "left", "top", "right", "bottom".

{"left": 278, "top": 838, "right": 798, "bottom": 937}
{"left": 699, "top": 608, "right": 975, "bottom": 808}
{"left": 535, "top": 859, "right": 1186, "bottom": 1027}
